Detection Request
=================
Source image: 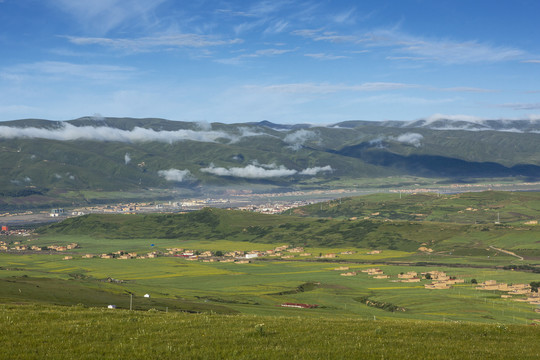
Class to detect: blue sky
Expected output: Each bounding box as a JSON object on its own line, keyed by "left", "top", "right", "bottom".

{"left": 1, "top": 0, "right": 539, "bottom": 124}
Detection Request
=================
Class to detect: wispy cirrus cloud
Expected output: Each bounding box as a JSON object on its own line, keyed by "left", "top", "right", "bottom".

{"left": 292, "top": 29, "right": 365, "bottom": 43}
{"left": 521, "top": 60, "right": 540, "bottom": 64}
{"left": 215, "top": 48, "right": 295, "bottom": 65}
{"left": 383, "top": 31, "right": 524, "bottom": 64}
{"left": 305, "top": 53, "right": 348, "bottom": 60}
{"left": 263, "top": 19, "right": 289, "bottom": 34}
{"left": 66, "top": 34, "right": 243, "bottom": 52}
{"left": 1, "top": 61, "right": 135, "bottom": 82}
{"left": 497, "top": 102, "right": 540, "bottom": 110}
{"left": 440, "top": 87, "right": 498, "bottom": 93}
{"left": 249, "top": 82, "right": 418, "bottom": 94}
{"left": 48, "top": 0, "right": 166, "bottom": 34}
{"left": 293, "top": 28, "right": 526, "bottom": 64}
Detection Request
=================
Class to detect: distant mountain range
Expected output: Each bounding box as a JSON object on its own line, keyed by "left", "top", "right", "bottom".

{"left": 1, "top": 117, "right": 539, "bottom": 208}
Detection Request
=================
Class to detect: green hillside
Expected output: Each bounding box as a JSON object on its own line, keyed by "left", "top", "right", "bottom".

{"left": 38, "top": 205, "right": 540, "bottom": 257}
{"left": 295, "top": 191, "right": 540, "bottom": 224}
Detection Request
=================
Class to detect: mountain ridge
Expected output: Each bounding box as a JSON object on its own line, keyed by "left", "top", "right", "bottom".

{"left": 1, "top": 117, "right": 540, "bottom": 208}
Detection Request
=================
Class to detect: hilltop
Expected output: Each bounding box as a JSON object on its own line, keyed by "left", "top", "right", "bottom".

{"left": 2, "top": 117, "right": 540, "bottom": 208}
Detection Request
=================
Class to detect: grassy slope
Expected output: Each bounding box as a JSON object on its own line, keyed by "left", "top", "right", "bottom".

{"left": 1, "top": 304, "right": 539, "bottom": 360}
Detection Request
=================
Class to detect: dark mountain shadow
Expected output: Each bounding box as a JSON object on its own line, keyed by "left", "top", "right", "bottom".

{"left": 332, "top": 142, "right": 540, "bottom": 178}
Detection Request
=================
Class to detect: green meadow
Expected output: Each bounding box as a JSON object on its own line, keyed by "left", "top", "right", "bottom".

{"left": 1, "top": 248, "right": 538, "bottom": 324}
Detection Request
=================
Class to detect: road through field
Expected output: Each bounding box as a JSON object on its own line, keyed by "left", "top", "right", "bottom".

{"left": 489, "top": 245, "right": 524, "bottom": 260}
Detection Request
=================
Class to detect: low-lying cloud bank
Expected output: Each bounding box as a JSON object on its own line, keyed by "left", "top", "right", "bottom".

{"left": 298, "top": 165, "right": 333, "bottom": 175}
{"left": 158, "top": 168, "right": 193, "bottom": 182}
{"left": 284, "top": 129, "right": 319, "bottom": 150}
{"left": 201, "top": 163, "right": 333, "bottom": 178}
{"left": 408, "top": 114, "right": 540, "bottom": 133}
{"left": 391, "top": 133, "right": 423, "bottom": 147}
{"left": 0, "top": 123, "right": 256, "bottom": 144}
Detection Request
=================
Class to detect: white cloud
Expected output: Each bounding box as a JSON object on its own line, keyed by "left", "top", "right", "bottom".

{"left": 158, "top": 169, "right": 193, "bottom": 182}
{"left": 235, "top": 127, "right": 274, "bottom": 141}
{"left": 299, "top": 165, "right": 333, "bottom": 175}
{"left": 423, "top": 113, "right": 486, "bottom": 124}
{"left": 124, "top": 153, "right": 131, "bottom": 164}
{"left": 201, "top": 162, "right": 333, "bottom": 178}
{"left": 195, "top": 121, "right": 212, "bottom": 131}
{"left": 392, "top": 133, "right": 423, "bottom": 147}
{"left": 0, "top": 123, "right": 239, "bottom": 143}
{"left": 284, "top": 129, "right": 319, "bottom": 150}
{"left": 201, "top": 164, "right": 297, "bottom": 178}
{"left": 521, "top": 60, "right": 540, "bottom": 64}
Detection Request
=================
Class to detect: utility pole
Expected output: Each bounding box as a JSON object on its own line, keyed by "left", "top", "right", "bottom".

{"left": 130, "top": 293, "right": 133, "bottom": 311}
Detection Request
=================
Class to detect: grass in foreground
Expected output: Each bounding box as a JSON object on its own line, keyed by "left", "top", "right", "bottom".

{"left": 1, "top": 304, "right": 539, "bottom": 360}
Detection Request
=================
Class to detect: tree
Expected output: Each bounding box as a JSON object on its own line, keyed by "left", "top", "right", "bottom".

{"left": 425, "top": 273, "right": 432, "bottom": 280}
{"left": 215, "top": 250, "right": 223, "bottom": 257}
{"left": 530, "top": 281, "right": 540, "bottom": 292}
{"left": 471, "top": 278, "right": 478, "bottom": 284}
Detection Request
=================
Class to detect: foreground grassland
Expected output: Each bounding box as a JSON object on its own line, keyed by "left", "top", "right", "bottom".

{"left": 1, "top": 304, "right": 539, "bottom": 360}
